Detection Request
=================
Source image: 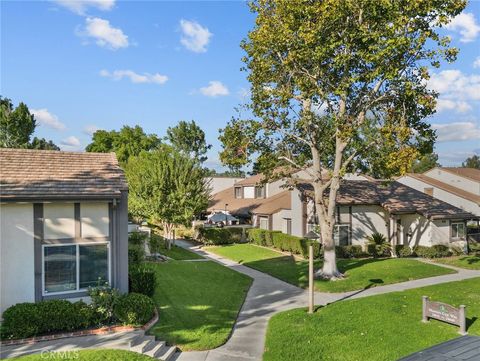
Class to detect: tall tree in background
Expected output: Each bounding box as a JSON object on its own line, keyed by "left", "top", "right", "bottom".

{"left": 86, "top": 125, "right": 161, "bottom": 165}
{"left": 126, "top": 145, "right": 210, "bottom": 245}
{"left": 462, "top": 155, "right": 480, "bottom": 169}
{"left": 220, "top": 0, "right": 464, "bottom": 279}
{"left": 0, "top": 97, "right": 59, "bottom": 150}
{"left": 1, "top": 97, "right": 36, "bottom": 148}
{"left": 166, "top": 120, "right": 211, "bottom": 163}
{"left": 410, "top": 153, "right": 440, "bottom": 173}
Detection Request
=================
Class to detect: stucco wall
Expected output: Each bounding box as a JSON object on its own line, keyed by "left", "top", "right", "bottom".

{"left": 272, "top": 209, "right": 292, "bottom": 232}
{"left": 425, "top": 168, "right": 480, "bottom": 195}
{"left": 399, "top": 214, "right": 432, "bottom": 247}
{"left": 81, "top": 202, "right": 109, "bottom": 238}
{"left": 290, "top": 189, "right": 305, "bottom": 237}
{"left": 0, "top": 203, "right": 35, "bottom": 314}
{"left": 44, "top": 203, "right": 75, "bottom": 239}
{"left": 431, "top": 219, "right": 450, "bottom": 246}
{"left": 351, "top": 205, "right": 388, "bottom": 245}
{"left": 267, "top": 179, "right": 287, "bottom": 197}
{"left": 397, "top": 175, "right": 480, "bottom": 216}
{"left": 206, "top": 177, "right": 244, "bottom": 195}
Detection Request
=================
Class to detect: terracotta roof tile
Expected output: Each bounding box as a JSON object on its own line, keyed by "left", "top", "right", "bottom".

{"left": 251, "top": 191, "right": 291, "bottom": 215}
{"left": 0, "top": 149, "right": 127, "bottom": 200}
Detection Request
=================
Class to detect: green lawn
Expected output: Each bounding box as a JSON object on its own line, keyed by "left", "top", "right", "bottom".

{"left": 156, "top": 243, "right": 203, "bottom": 260}
{"left": 207, "top": 244, "right": 456, "bottom": 292}
{"left": 145, "top": 260, "right": 252, "bottom": 351}
{"left": 11, "top": 350, "right": 155, "bottom": 360}
{"left": 264, "top": 277, "right": 480, "bottom": 361}
{"left": 434, "top": 255, "right": 480, "bottom": 270}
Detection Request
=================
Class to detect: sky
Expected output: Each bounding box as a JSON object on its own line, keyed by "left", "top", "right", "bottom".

{"left": 1, "top": 0, "right": 479, "bottom": 170}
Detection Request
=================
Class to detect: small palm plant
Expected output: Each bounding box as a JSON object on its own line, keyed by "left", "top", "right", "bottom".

{"left": 366, "top": 232, "right": 391, "bottom": 258}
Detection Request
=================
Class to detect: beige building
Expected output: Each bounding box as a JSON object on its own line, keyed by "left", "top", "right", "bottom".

{"left": 397, "top": 167, "right": 480, "bottom": 217}
{"left": 208, "top": 172, "right": 477, "bottom": 249}
{"left": 0, "top": 149, "right": 129, "bottom": 315}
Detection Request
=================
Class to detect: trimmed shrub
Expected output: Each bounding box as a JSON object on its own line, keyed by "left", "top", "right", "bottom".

{"left": 129, "top": 232, "right": 147, "bottom": 265}
{"left": 366, "top": 233, "right": 391, "bottom": 257}
{"left": 114, "top": 293, "right": 155, "bottom": 326}
{"left": 1, "top": 300, "right": 94, "bottom": 339}
{"left": 413, "top": 245, "right": 452, "bottom": 258}
{"left": 197, "top": 227, "right": 243, "bottom": 245}
{"left": 336, "top": 245, "right": 366, "bottom": 259}
{"left": 88, "top": 283, "right": 121, "bottom": 325}
{"left": 129, "top": 267, "right": 156, "bottom": 297}
{"left": 247, "top": 228, "right": 267, "bottom": 246}
{"left": 395, "top": 245, "right": 413, "bottom": 258}
{"left": 248, "top": 229, "right": 321, "bottom": 259}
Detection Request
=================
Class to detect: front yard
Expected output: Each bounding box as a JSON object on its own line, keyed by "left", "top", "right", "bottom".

{"left": 434, "top": 255, "right": 480, "bottom": 270}
{"left": 207, "top": 244, "right": 456, "bottom": 292}
{"left": 11, "top": 350, "right": 155, "bottom": 360}
{"left": 145, "top": 258, "right": 252, "bottom": 351}
{"left": 264, "top": 277, "right": 480, "bottom": 361}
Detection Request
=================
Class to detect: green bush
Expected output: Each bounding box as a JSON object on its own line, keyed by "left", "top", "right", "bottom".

{"left": 1, "top": 300, "right": 94, "bottom": 339}
{"left": 247, "top": 228, "right": 267, "bottom": 246}
{"left": 197, "top": 227, "right": 244, "bottom": 245}
{"left": 114, "top": 293, "right": 155, "bottom": 326}
{"left": 149, "top": 233, "right": 165, "bottom": 254}
{"left": 413, "top": 245, "right": 452, "bottom": 258}
{"left": 336, "top": 245, "right": 366, "bottom": 259}
{"left": 366, "top": 233, "right": 391, "bottom": 257}
{"left": 129, "top": 267, "right": 156, "bottom": 297}
{"left": 395, "top": 245, "right": 413, "bottom": 257}
{"left": 128, "top": 232, "right": 147, "bottom": 265}
{"left": 88, "top": 283, "right": 121, "bottom": 325}
{"left": 248, "top": 229, "right": 321, "bottom": 259}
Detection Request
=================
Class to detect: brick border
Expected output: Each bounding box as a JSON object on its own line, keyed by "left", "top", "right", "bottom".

{"left": 0, "top": 308, "right": 159, "bottom": 347}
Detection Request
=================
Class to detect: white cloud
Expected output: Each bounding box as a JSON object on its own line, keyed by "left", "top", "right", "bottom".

{"left": 31, "top": 108, "right": 66, "bottom": 130}
{"left": 435, "top": 99, "right": 472, "bottom": 113}
{"left": 100, "top": 69, "right": 168, "bottom": 84}
{"left": 180, "top": 19, "right": 212, "bottom": 53}
{"left": 54, "top": 0, "right": 115, "bottom": 15}
{"left": 199, "top": 81, "right": 229, "bottom": 97}
{"left": 79, "top": 17, "right": 129, "bottom": 50}
{"left": 474, "top": 56, "right": 480, "bottom": 69}
{"left": 432, "top": 122, "right": 480, "bottom": 142}
{"left": 61, "top": 136, "right": 81, "bottom": 147}
{"left": 444, "top": 12, "right": 480, "bottom": 43}
{"left": 84, "top": 124, "right": 101, "bottom": 136}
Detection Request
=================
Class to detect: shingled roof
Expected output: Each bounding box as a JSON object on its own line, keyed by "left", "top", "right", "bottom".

{"left": 299, "top": 180, "right": 478, "bottom": 220}
{"left": 0, "top": 149, "right": 128, "bottom": 200}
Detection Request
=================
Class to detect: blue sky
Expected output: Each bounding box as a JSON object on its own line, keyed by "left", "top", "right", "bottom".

{"left": 1, "top": 0, "right": 479, "bottom": 170}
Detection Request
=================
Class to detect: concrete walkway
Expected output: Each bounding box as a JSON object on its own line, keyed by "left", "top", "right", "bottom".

{"left": 2, "top": 242, "right": 479, "bottom": 361}
{"left": 172, "top": 241, "right": 480, "bottom": 361}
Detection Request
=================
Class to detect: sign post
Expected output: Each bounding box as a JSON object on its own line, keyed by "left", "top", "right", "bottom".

{"left": 304, "top": 230, "right": 320, "bottom": 314}
{"left": 422, "top": 296, "right": 467, "bottom": 335}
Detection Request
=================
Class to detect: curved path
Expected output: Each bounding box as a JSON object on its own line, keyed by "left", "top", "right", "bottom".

{"left": 174, "top": 241, "right": 480, "bottom": 361}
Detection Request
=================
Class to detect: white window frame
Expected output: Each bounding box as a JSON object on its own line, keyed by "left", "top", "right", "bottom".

{"left": 234, "top": 187, "right": 242, "bottom": 199}
{"left": 42, "top": 242, "right": 111, "bottom": 296}
{"left": 334, "top": 224, "right": 351, "bottom": 246}
{"left": 451, "top": 222, "right": 466, "bottom": 240}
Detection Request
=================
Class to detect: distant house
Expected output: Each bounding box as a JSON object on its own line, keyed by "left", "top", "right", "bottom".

{"left": 205, "top": 176, "right": 246, "bottom": 195}
{"left": 397, "top": 167, "right": 480, "bottom": 217}
{"left": 0, "top": 149, "right": 129, "bottom": 315}
{"left": 208, "top": 171, "right": 478, "bottom": 249}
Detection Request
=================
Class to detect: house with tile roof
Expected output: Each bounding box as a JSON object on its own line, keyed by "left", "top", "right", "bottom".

{"left": 209, "top": 171, "right": 478, "bottom": 250}
{"left": 0, "top": 149, "right": 129, "bottom": 315}
{"left": 397, "top": 167, "right": 480, "bottom": 217}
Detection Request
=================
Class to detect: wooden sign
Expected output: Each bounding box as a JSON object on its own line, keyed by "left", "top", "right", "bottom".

{"left": 422, "top": 296, "right": 467, "bottom": 335}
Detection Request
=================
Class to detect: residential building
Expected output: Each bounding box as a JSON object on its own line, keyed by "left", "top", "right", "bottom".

{"left": 397, "top": 167, "right": 480, "bottom": 216}
{"left": 208, "top": 172, "right": 477, "bottom": 250}
{"left": 0, "top": 149, "right": 129, "bottom": 315}
{"left": 205, "top": 176, "right": 246, "bottom": 195}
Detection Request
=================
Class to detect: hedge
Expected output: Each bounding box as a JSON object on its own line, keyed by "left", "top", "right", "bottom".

{"left": 129, "top": 267, "right": 156, "bottom": 297}
{"left": 247, "top": 229, "right": 321, "bottom": 259}
{"left": 1, "top": 300, "right": 95, "bottom": 339}
{"left": 335, "top": 245, "right": 367, "bottom": 259}
{"left": 413, "top": 245, "right": 452, "bottom": 258}
{"left": 114, "top": 293, "right": 155, "bottom": 326}
{"left": 197, "top": 227, "right": 244, "bottom": 245}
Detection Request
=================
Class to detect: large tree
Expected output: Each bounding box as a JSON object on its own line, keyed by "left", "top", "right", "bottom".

{"left": 220, "top": 0, "right": 465, "bottom": 279}
{"left": 410, "top": 153, "right": 440, "bottom": 173}
{"left": 125, "top": 145, "right": 210, "bottom": 244}
{"left": 166, "top": 120, "right": 212, "bottom": 163}
{"left": 1, "top": 97, "right": 36, "bottom": 148}
{"left": 86, "top": 125, "right": 161, "bottom": 165}
{"left": 0, "top": 97, "right": 60, "bottom": 150}
{"left": 462, "top": 155, "right": 480, "bottom": 169}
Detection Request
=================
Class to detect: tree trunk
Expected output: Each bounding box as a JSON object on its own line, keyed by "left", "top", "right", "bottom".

{"left": 163, "top": 222, "right": 174, "bottom": 250}
{"left": 314, "top": 210, "right": 343, "bottom": 279}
